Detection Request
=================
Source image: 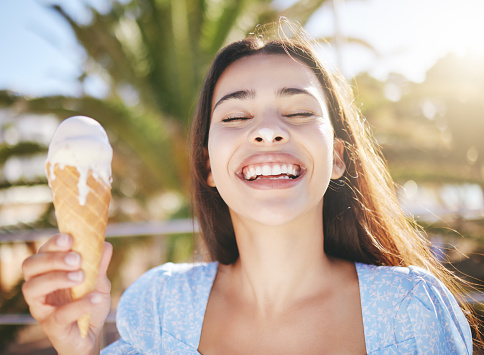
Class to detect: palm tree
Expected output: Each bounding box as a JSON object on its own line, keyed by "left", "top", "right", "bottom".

{"left": 354, "top": 52, "right": 484, "bottom": 186}
{"left": 1, "top": 0, "right": 370, "bottom": 201}
{"left": 0, "top": 1, "right": 376, "bottom": 350}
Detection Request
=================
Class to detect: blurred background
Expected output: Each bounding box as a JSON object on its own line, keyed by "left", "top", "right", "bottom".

{"left": 0, "top": 0, "right": 483, "bottom": 353}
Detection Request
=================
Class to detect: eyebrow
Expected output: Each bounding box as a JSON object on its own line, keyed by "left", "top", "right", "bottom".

{"left": 213, "top": 90, "right": 256, "bottom": 112}
{"left": 277, "top": 87, "right": 317, "bottom": 100}
{"left": 212, "top": 87, "right": 317, "bottom": 113}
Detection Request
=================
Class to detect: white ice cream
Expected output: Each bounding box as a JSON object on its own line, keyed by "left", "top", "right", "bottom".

{"left": 46, "top": 116, "right": 113, "bottom": 205}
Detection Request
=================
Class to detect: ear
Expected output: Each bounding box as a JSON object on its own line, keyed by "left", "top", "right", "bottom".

{"left": 204, "top": 148, "right": 216, "bottom": 187}
{"left": 331, "top": 138, "right": 346, "bottom": 179}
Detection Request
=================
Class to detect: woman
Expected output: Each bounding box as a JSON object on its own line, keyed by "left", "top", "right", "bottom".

{"left": 22, "top": 22, "right": 474, "bottom": 354}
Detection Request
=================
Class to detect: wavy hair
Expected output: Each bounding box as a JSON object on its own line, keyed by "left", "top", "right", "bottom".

{"left": 190, "top": 20, "right": 480, "bottom": 345}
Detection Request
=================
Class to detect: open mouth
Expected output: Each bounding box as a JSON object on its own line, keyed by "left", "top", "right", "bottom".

{"left": 241, "top": 163, "right": 302, "bottom": 181}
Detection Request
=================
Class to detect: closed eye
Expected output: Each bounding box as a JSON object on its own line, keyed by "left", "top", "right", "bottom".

{"left": 284, "top": 112, "right": 315, "bottom": 118}
{"left": 221, "top": 116, "right": 251, "bottom": 123}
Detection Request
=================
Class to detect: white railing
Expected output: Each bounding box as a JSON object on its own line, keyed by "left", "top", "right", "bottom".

{"left": 0, "top": 219, "right": 198, "bottom": 243}
{"left": 0, "top": 220, "right": 482, "bottom": 334}
{"left": 0, "top": 219, "right": 198, "bottom": 327}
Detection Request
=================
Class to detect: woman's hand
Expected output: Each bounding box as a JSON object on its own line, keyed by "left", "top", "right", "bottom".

{"left": 22, "top": 233, "right": 113, "bottom": 355}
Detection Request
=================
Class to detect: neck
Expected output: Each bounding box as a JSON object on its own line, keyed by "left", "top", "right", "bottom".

{"left": 227, "top": 206, "right": 333, "bottom": 315}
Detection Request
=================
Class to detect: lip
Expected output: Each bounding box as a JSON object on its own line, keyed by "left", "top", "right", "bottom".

{"left": 235, "top": 153, "right": 307, "bottom": 190}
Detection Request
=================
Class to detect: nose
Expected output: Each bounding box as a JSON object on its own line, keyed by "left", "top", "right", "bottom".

{"left": 250, "top": 120, "right": 289, "bottom": 145}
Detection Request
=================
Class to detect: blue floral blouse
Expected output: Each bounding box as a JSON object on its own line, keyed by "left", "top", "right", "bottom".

{"left": 101, "top": 262, "right": 472, "bottom": 354}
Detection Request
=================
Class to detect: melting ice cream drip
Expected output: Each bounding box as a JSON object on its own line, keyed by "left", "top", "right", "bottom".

{"left": 46, "top": 116, "right": 113, "bottom": 205}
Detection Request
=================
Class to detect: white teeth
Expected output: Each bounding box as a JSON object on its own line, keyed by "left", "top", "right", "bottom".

{"left": 272, "top": 165, "right": 281, "bottom": 175}
{"left": 242, "top": 163, "right": 301, "bottom": 181}
{"left": 244, "top": 171, "right": 254, "bottom": 180}
{"left": 249, "top": 167, "right": 256, "bottom": 178}
{"left": 272, "top": 175, "right": 290, "bottom": 180}
{"left": 262, "top": 165, "right": 271, "bottom": 175}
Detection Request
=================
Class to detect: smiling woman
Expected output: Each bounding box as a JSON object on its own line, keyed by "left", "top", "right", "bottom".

{"left": 187, "top": 22, "right": 474, "bottom": 353}
{"left": 21, "top": 20, "right": 478, "bottom": 354}
{"left": 206, "top": 54, "right": 344, "bottom": 231}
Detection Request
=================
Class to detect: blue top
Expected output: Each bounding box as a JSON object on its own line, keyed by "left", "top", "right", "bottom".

{"left": 101, "top": 262, "right": 472, "bottom": 355}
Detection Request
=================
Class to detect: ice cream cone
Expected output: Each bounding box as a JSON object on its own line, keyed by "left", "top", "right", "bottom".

{"left": 46, "top": 116, "right": 113, "bottom": 337}
{"left": 47, "top": 163, "right": 111, "bottom": 337}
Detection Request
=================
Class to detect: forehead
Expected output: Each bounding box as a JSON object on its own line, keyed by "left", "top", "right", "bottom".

{"left": 212, "top": 54, "right": 325, "bottom": 105}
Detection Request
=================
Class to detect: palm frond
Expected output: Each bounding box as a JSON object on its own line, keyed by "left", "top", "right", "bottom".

{"left": 200, "top": 0, "right": 248, "bottom": 54}
{"left": 0, "top": 142, "right": 46, "bottom": 165}
{"left": 3, "top": 93, "right": 188, "bottom": 192}
{"left": 280, "top": 0, "right": 329, "bottom": 26}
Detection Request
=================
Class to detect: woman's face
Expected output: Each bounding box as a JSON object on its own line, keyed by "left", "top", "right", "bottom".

{"left": 207, "top": 54, "right": 344, "bottom": 227}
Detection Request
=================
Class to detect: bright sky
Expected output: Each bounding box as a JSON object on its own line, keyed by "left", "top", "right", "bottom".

{"left": 1, "top": 0, "right": 483, "bottom": 97}
{"left": 303, "top": 0, "right": 484, "bottom": 81}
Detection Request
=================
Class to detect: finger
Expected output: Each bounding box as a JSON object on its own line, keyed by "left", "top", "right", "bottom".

{"left": 23, "top": 251, "right": 82, "bottom": 281}
{"left": 43, "top": 292, "right": 105, "bottom": 338}
{"left": 86, "top": 285, "right": 112, "bottom": 330}
{"left": 22, "top": 270, "right": 84, "bottom": 305}
{"left": 95, "top": 242, "right": 113, "bottom": 294}
{"left": 38, "top": 233, "right": 73, "bottom": 253}
{"left": 99, "top": 242, "right": 113, "bottom": 276}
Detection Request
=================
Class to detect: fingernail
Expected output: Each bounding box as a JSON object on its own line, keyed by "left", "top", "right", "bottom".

{"left": 57, "top": 234, "right": 69, "bottom": 248}
{"left": 64, "top": 252, "right": 80, "bottom": 266}
{"left": 90, "top": 293, "right": 103, "bottom": 304}
{"left": 67, "top": 270, "right": 83, "bottom": 282}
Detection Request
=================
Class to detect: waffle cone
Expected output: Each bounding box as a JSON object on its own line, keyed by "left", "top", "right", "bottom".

{"left": 46, "top": 163, "right": 111, "bottom": 338}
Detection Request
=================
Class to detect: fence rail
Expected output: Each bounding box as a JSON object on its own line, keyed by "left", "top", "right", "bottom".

{"left": 0, "top": 313, "right": 117, "bottom": 325}
{"left": 0, "top": 219, "right": 197, "bottom": 329}
{"left": 1, "top": 219, "right": 483, "bottom": 329}
{"left": 0, "top": 219, "right": 198, "bottom": 243}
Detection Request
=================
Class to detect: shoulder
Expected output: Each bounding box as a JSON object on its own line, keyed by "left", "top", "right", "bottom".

{"left": 123, "top": 261, "right": 217, "bottom": 293}
{"left": 117, "top": 262, "right": 217, "bottom": 313}
{"left": 356, "top": 262, "right": 447, "bottom": 295}
{"left": 127, "top": 261, "right": 218, "bottom": 285}
{"left": 356, "top": 262, "right": 464, "bottom": 311}
{"left": 112, "top": 262, "right": 218, "bottom": 353}
{"left": 357, "top": 263, "right": 472, "bottom": 354}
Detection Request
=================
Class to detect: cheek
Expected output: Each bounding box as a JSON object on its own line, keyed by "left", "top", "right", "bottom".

{"left": 306, "top": 123, "right": 334, "bottom": 178}
{"left": 314, "top": 119, "right": 334, "bottom": 140}
{"left": 306, "top": 121, "right": 334, "bottom": 154}
{"left": 207, "top": 128, "right": 238, "bottom": 180}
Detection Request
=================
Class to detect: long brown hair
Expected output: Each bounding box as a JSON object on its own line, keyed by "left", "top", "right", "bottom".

{"left": 190, "top": 20, "right": 480, "bottom": 344}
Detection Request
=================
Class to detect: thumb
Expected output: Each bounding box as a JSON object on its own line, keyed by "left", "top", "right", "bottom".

{"left": 99, "top": 242, "right": 113, "bottom": 276}
{"left": 96, "top": 242, "right": 113, "bottom": 294}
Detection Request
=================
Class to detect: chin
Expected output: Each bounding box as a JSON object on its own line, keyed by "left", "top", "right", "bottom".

{"left": 254, "top": 214, "right": 298, "bottom": 227}
{"left": 234, "top": 202, "right": 320, "bottom": 228}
